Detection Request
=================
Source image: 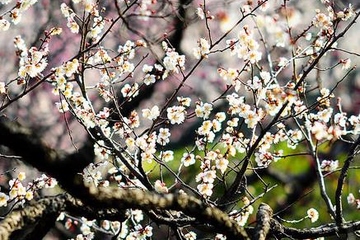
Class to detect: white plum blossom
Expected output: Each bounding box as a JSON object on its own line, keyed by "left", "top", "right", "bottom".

{"left": 307, "top": 208, "right": 319, "bottom": 223}
{"left": 121, "top": 83, "right": 139, "bottom": 98}
{"left": 244, "top": 110, "right": 260, "bottom": 129}
{"left": 157, "top": 128, "right": 171, "bottom": 146}
{"left": 0, "top": 192, "right": 9, "bottom": 207}
{"left": 142, "top": 105, "right": 160, "bottom": 120}
{"left": 17, "top": 45, "right": 48, "bottom": 78}
{"left": 216, "top": 157, "right": 229, "bottom": 174}
{"left": 196, "top": 7, "right": 205, "bottom": 20}
{"left": 0, "top": 19, "right": 10, "bottom": 31}
{"left": 197, "top": 182, "right": 213, "bottom": 197}
{"left": 181, "top": 153, "right": 196, "bottom": 167}
{"left": 320, "top": 160, "right": 339, "bottom": 172}
{"left": 167, "top": 106, "right": 186, "bottom": 124}
{"left": 227, "top": 26, "right": 262, "bottom": 64}
{"left": 184, "top": 231, "right": 197, "bottom": 240}
{"left": 0, "top": 82, "right": 6, "bottom": 94}
{"left": 193, "top": 38, "right": 211, "bottom": 59}
{"left": 162, "top": 47, "right": 185, "bottom": 76}
{"left": 159, "top": 150, "right": 174, "bottom": 162}
{"left": 154, "top": 180, "right": 168, "bottom": 193}
{"left": 347, "top": 193, "right": 355, "bottom": 205}
{"left": 144, "top": 73, "right": 156, "bottom": 85}
{"left": 177, "top": 96, "right": 191, "bottom": 107}
{"left": 195, "top": 102, "right": 213, "bottom": 119}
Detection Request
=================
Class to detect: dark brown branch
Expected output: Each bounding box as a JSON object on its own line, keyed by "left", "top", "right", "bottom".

{"left": 83, "top": 185, "right": 250, "bottom": 239}
{"left": 254, "top": 203, "right": 273, "bottom": 240}
{"left": 0, "top": 193, "right": 129, "bottom": 240}
{"left": 335, "top": 135, "right": 360, "bottom": 225}
{"left": 271, "top": 218, "right": 360, "bottom": 239}
{"left": 0, "top": 195, "right": 68, "bottom": 239}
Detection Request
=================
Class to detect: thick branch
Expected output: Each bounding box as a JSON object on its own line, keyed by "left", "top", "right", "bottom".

{"left": 271, "top": 219, "right": 360, "bottom": 239}
{"left": 0, "top": 193, "right": 129, "bottom": 239}
{"left": 0, "top": 195, "right": 68, "bottom": 239}
{"left": 254, "top": 203, "right": 273, "bottom": 240}
{"left": 335, "top": 135, "right": 360, "bottom": 225}
{"left": 85, "top": 185, "right": 249, "bottom": 239}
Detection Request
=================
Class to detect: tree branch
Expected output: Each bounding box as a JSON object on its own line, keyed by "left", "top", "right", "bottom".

{"left": 0, "top": 116, "right": 93, "bottom": 199}
{"left": 254, "top": 203, "right": 273, "bottom": 240}
{"left": 0, "top": 195, "right": 68, "bottom": 239}
{"left": 84, "top": 185, "right": 249, "bottom": 239}
{"left": 335, "top": 135, "right": 360, "bottom": 225}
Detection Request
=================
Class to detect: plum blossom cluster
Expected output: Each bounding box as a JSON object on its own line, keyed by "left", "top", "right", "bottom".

{"left": 320, "top": 159, "right": 338, "bottom": 172}
{"left": 92, "top": 40, "right": 146, "bottom": 102}
{"left": 303, "top": 88, "right": 360, "bottom": 142}
{"left": 61, "top": 3, "right": 79, "bottom": 33}
{"left": 184, "top": 231, "right": 197, "bottom": 240}
{"left": 0, "top": 172, "right": 57, "bottom": 207}
{"left": 229, "top": 197, "right": 254, "bottom": 227}
{"left": 195, "top": 150, "right": 229, "bottom": 197}
{"left": 61, "top": 208, "right": 152, "bottom": 240}
{"left": 61, "top": 0, "right": 104, "bottom": 37}
{"left": 216, "top": 89, "right": 299, "bottom": 167}
{"left": 82, "top": 161, "right": 111, "bottom": 187}
{"left": 255, "top": 6, "right": 300, "bottom": 48}
{"left": 226, "top": 25, "right": 262, "bottom": 64}
{"left": 196, "top": 112, "right": 224, "bottom": 145}
{"left": 52, "top": 41, "right": 147, "bottom": 131}
{"left": 52, "top": 58, "right": 99, "bottom": 129}
{"left": 216, "top": 55, "right": 359, "bottom": 168}
{"left": 0, "top": 0, "right": 37, "bottom": 31}
{"left": 166, "top": 96, "right": 191, "bottom": 125}
{"left": 135, "top": 0, "right": 157, "bottom": 20}
{"left": 2, "top": 0, "right": 360, "bottom": 238}
{"left": 305, "top": 4, "right": 354, "bottom": 56}
{"left": 162, "top": 42, "right": 186, "bottom": 79}
{"left": 14, "top": 35, "right": 48, "bottom": 79}
{"left": 193, "top": 38, "right": 211, "bottom": 59}
{"left": 313, "top": 3, "right": 354, "bottom": 37}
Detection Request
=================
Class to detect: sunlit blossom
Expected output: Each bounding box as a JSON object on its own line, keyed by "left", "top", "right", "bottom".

{"left": 159, "top": 150, "right": 174, "bottom": 162}
{"left": 177, "top": 96, "right": 191, "bottom": 107}
{"left": 307, "top": 208, "right": 319, "bottom": 223}
{"left": 347, "top": 193, "right": 355, "bottom": 204}
{"left": 0, "top": 192, "right": 9, "bottom": 207}
{"left": 197, "top": 182, "right": 213, "bottom": 197}
{"left": 195, "top": 102, "right": 213, "bottom": 119}
{"left": 193, "top": 38, "right": 211, "bottom": 59}
{"left": 163, "top": 48, "right": 186, "bottom": 75}
{"left": 184, "top": 231, "right": 197, "bottom": 240}
{"left": 215, "top": 234, "right": 227, "bottom": 240}
{"left": 341, "top": 58, "right": 351, "bottom": 70}
{"left": 167, "top": 106, "right": 186, "bottom": 124}
{"left": 196, "top": 7, "right": 205, "bottom": 20}
{"left": 181, "top": 152, "right": 195, "bottom": 167}
{"left": 0, "top": 82, "right": 6, "bottom": 94}
{"left": 216, "top": 157, "right": 229, "bottom": 174}
{"left": 320, "top": 160, "right": 338, "bottom": 172}
{"left": 0, "top": 19, "right": 10, "bottom": 31}
{"left": 142, "top": 105, "right": 160, "bottom": 121}
{"left": 154, "top": 180, "right": 168, "bottom": 193}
